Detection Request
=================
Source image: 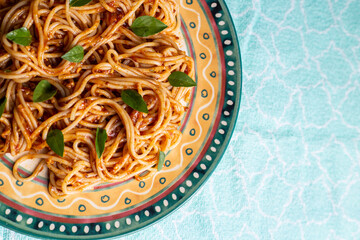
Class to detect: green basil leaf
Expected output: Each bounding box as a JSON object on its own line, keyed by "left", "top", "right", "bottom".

{"left": 4, "top": 70, "right": 11, "bottom": 73}
{"left": 33, "top": 80, "right": 57, "bottom": 102}
{"left": 95, "top": 128, "right": 107, "bottom": 159}
{"left": 121, "top": 90, "right": 148, "bottom": 113}
{"left": 0, "top": 97, "right": 7, "bottom": 118}
{"left": 46, "top": 129, "right": 64, "bottom": 157}
{"left": 130, "top": 16, "right": 168, "bottom": 37}
{"left": 6, "top": 27, "right": 32, "bottom": 46}
{"left": 61, "top": 45, "right": 84, "bottom": 63}
{"left": 157, "top": 151, "right": 165, "bottom": 171}
{"left": 70, "top": 0, "right": 92, "bottom": 7}
{"left": 168, "top": 71, "right": 197, "bottom": 87}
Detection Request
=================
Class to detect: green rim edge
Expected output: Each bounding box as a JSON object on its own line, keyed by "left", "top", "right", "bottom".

{"left": 0, "top": 0, "right": 242, "bottom": 238}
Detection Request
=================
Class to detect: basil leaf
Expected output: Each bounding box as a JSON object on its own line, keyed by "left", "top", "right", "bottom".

{"left": 121, "top": 90, "right": 148, "bottom": 113}
{"left": 130, "top": 16, "right": 168, "bottom": 37}
{"left": 61, "top": 45, "right": 84, "bottom": 63}
{"left": 157, "top": 151, "right": 165, "bottom": 171}
{"left": 168, "top": 71, "right": 197, "bottom": 87}
{"left": 33, "top": 80, "right": 57, "bottom": 102}
{"left": 95, "top": 128, "right": 107, "bottom": 159}
{"left": 46, "top": 129, "right": 64, "bottom": 157}
{"left": 6, "top": 27, "right": 32, "bottom": 46}
{"left": 70, "top": 0, "right": 92, "bottom": 7}
{"left": 4, "top": 70, "right": 11, "bottom": 73}
{"left": 0, "top": 97, "right": 7, "bottom": 118}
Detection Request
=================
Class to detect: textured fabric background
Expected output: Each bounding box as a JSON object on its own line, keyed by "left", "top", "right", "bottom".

{"left": 2, "top": 0, "right": 360, "bottom": 239}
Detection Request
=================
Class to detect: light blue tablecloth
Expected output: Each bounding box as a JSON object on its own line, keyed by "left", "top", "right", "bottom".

{"left": 2, "top": 0, "right": 360, "bottom": 239}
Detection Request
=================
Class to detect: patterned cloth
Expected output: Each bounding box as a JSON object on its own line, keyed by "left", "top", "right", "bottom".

{"left": 2, "top": 0, "right": 360, "bottom": 239}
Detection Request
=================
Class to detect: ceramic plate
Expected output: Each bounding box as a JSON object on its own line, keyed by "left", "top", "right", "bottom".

{"left": 0, "top": 0, "right": 241, "bottom": 238}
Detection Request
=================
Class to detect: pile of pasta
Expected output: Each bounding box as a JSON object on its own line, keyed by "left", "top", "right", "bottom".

{"left": 0, "top": 0, "right": 195, "bottom": 198}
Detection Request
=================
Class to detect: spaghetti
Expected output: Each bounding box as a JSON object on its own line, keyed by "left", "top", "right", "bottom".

{"left": 0, "top": 0, "right": 195, "bottom": 198}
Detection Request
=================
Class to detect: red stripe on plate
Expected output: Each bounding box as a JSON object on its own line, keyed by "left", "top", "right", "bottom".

{"left": 0, "top": 156, "right": 47, "bottom": 185}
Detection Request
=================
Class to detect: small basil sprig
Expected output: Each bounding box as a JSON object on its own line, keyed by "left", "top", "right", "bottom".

{"left": 46, "top": 129, "right": 64, "bottom": 157}
{"left": 130, "top": 16, "right": 167, "bottom": 37}
{"left": 4, "top": 70, "right": 11, "bottom": 73}
{"left": 0, "top": 97, "right": 7, "bottom": 118}
{"left": 70, "top": 0, "right": 92, "bottom": 7}
{"left": 157, "top": 151, "right": 165, "bottom": 171}
{"left": 6, "top": 27, "right": 32, "bottom": 46}
{"left": 168, "top": 71, "right": 197, "bottom": 87}
{"left": 61, "top": 45, "right": 84, "bottom": 63}
{"left": 121, "top": 90, "right": 148, "bottom": 113}
{"left": 95, "top": 128, "right": 107, "bottom": 159}
{"left": 33, "top": 80, "right": 57, "bottom": 102}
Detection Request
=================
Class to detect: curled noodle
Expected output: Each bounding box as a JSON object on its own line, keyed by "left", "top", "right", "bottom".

{"left": 0, "top": 0, "right": 194, "bottom": 198}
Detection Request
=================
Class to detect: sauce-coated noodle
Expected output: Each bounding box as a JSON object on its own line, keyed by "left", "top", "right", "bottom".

{"left": 0, "top": 0, "right": 194, "bottom": 198}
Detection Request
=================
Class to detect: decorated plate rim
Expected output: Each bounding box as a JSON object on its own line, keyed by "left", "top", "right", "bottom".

{"left": 0, "top": 0, "right": 242, "bottom": 238}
